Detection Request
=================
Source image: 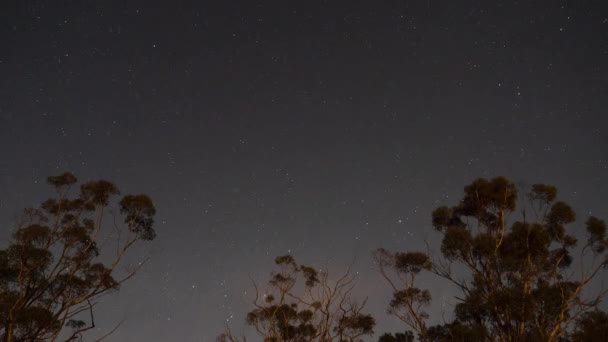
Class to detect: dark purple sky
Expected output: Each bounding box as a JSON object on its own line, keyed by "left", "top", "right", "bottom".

{"left": 1, "top": 1, "right": 607, "bottom": 340}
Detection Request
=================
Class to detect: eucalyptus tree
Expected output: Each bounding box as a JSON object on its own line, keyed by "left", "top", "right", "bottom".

{"left": 219, "top": 255, "right": 375, "bottom": 342}
{"left": 0, "top": 173, "right": 156, "bottom": 341}
{"left": 376, "top": 177, "right": 607, "bottom": 342}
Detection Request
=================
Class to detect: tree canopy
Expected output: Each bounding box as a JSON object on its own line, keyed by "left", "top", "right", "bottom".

{"left": 376, "top": 177, "right": 608, "bottom": 342}
{"left": 3, "top": 173, "right": 606, "bottom": 342}
{"left": 0, "top": 172, "right": 156, "bottom": 341}
{"left": 219, "top": 255, "right": 375, "bottom": 342}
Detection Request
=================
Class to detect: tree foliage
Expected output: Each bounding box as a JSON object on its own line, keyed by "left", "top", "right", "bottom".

{"left": 378, "top": 331, "right": 415, "bottom": 342}
{"left": 569, "top": 310, "right": 608, "bottom": 342}
{"left": 0, "top": 172, "right": 156, "bottom": 341}
{"left": 376, "top": 177, "right": 608, "bottom": 342}
{"left": 219, "top": 255, "right": 375, "bottom": 342}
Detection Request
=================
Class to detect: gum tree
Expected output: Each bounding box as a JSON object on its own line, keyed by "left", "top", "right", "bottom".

{"left": 376, "top": 177, "right": 607, "bottom": 342}
{"left": 0, "top": 172, "right": 156, "bottom": 341}
{"left": 219, "top": 255, "right": 375, "bottom": 342}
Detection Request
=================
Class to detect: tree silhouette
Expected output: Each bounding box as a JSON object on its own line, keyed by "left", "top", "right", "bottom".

{"left": 378, "top": 331, "right": 415, "bottom": 342}
{"left": 219, "top": 255, "right": 375, "bottom": 342}
{"left": 374, "top": 250, "right": 432, "bottom": 340}
{"left": 569, "top": 310, "right": 608, "bottom": 342}
{"left": 0, "top": 172, "right": 156, "bottom": 341}
{"left": 376, "top": 177, "right": 607, "bottom": 342}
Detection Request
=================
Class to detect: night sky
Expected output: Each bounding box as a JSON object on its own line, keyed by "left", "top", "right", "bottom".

{"left": 1, "top": 1, "right": 608, "bottom": 340}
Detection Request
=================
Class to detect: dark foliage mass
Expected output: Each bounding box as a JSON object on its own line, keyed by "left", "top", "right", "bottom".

{"left": 219, "top": 255, "right": 375, "bottom": 342}
{"left": 2, "top": 173, "right": 606, "bottom": 342}
{"left": 223, "top": 177, "right": 606, "bottom": 341}
{"left": 0, "top": 173, "right": 156, "bottom": 342}
{"left": 569, "top": 310, "right": 608, "bottom": 342}
{"left": 376, "top": 177, "right": 608, "bottom": 342}
{"left": 378, "top": 331, "right": 415, "bottom": 342}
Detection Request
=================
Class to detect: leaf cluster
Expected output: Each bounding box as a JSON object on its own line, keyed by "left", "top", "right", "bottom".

{"left": 380, "top": 177, "right": 608, "bottom": 342}
{"left": 237, "top": 256, "right": 375, "bottom": 342}
{"left": 0, "top": 172, "right": 156, "bottom": 341}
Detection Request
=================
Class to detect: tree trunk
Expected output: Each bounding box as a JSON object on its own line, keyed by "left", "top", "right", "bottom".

{"left": 6, "top": 321, "right": 14, "bottom": 342}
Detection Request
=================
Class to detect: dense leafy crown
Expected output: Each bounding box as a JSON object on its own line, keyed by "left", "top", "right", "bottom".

{"left": 377, "top": 177, "right": 607, "bottom": 342}
{"left": 0, "top": 172, "right": 156, "bottom": 341}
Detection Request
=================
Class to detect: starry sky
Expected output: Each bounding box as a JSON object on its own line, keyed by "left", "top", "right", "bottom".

{"left": 1, "top": 0, "right": 607, "bottom": 341}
